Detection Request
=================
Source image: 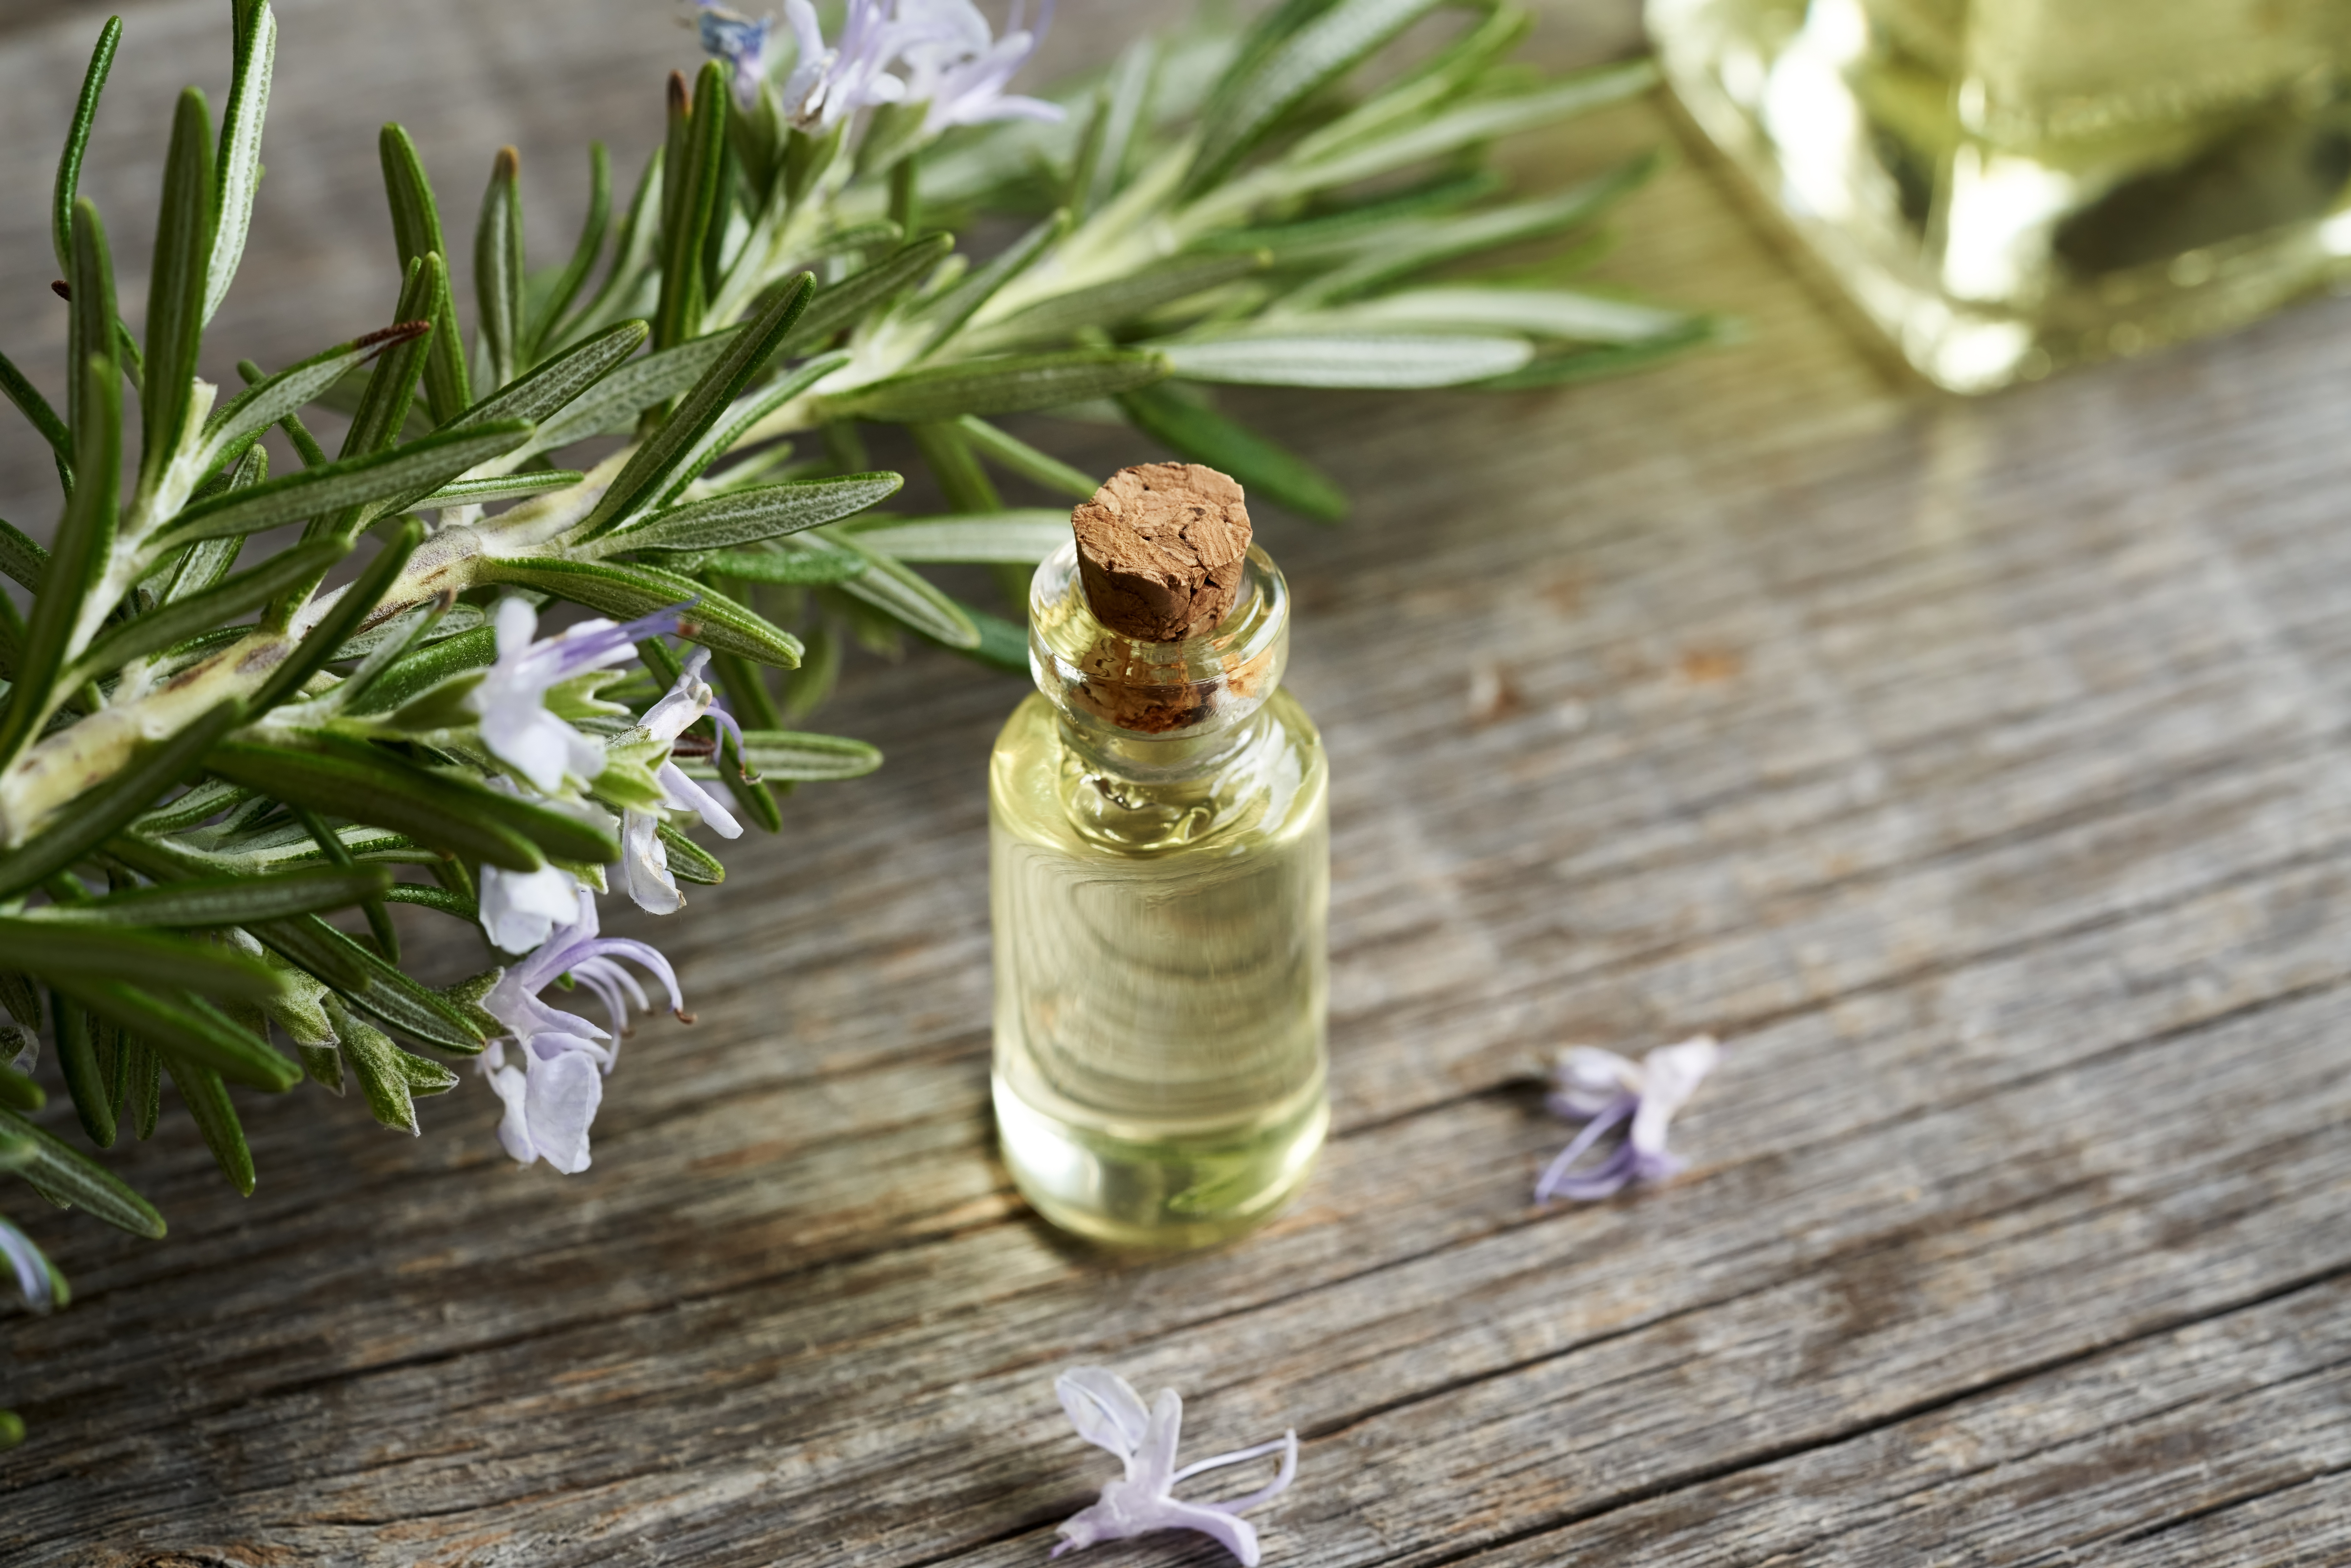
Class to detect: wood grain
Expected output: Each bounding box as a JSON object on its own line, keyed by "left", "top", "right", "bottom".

{"left": 5, "top": 1, "right": 2351, "bottom": 1565}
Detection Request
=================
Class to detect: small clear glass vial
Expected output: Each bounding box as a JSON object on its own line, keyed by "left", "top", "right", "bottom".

{"left": 990, "top": 538, "right": 1329, "bottom": 1249}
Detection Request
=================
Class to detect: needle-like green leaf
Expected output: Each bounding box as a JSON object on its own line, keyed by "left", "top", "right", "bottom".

{"left": 1334, "top": 285, "right": 1695, "bottom": 342}
{"left": 205, "top": 0, "right": 277, "bottom": 325}
{"left": 1116, "top": 382, "right": 1346, "bottom": 520}
{"left": 251, "top": 914, "right": 484, "bottom": 1052}
{"left": 0, "top": 350, "right": 73, "bottom": 495}
{"left": 657, "top": 63, "right": 729, "bottom": 350}
{"left": 450, "top": 318, "right": 649, "bottom": 434}
{"left": 775, "top": 233, "right": 954, "bottom": 358}
{"left": 1183, "top": 0, "right": 1448, "bottom": 197}
{"left": 202, "top": 323, "right": 429, "bottom": 478}
{"left": 1, "top": 920, "right": 290, "bottom": 1005}
{"left": 247, "top": 516, "right": 425, "bottom": 711}
{"left": 51, "top": 16, "right": 121, "bottom": 275}
{"left": 0, "top": 354, "right": 117, "bottom": 771}
{"left": 163, "top": 423, "right": 530, "bottom": 543}
{"left": 160, "top": 1052, "right": 255, "bottom": 1193}
{"left": 1287, "top": 157, "right": 1661, "bottom": 307}
{"left": 917, "top": 210, "right": 1068, "bottom": 356}
{"left": 674, "top": 728, "right": 882, "bottom": 782}
{"left": 573, "top": 271, "right": 815, "bottom": 538}
{"left": 477, "top": 555, "right": 804, "bottom": 667}
{"left": 824, "top": 532, "right": 980, "bottom": 648}
{"left": 843, "top": 510, "right": 1071, "bottom": 562}
{"left": 63, "top": 197, "right": 119, "bottom": 459}
{"left": 1157, "top": 332, "right": 1533, "bottom": 386}
{"left": 413, "top": 471, "right": 585, "bottom": 509}
{"left": 0, "top": 520, "right": 48, "bottom": 594}
{"left": 51, "top": 995, "right": 114, "bottom": 1148}
{"left": 594, "top": 471, "right": 902, "bottom": 555}
{"left": 962, "top": 251, "right": 1269, "bottom": 352}
{"left": 515, "top": 324, "right": 731, "bottom": 454}
{"left": 953, "top": 416, "right": 1099, "bottom": 501}
{"left": 142, "top": 87, "right": 219, "bottom": 496}
{"left": 647, "top": 351, "right": 849, "bottom": 511}
{"left": 816, "top": 349, "right": 1168, "bottom": 424}
{"left": 1279, "top": 59, "right": 1659, "bottom": 196}
{"left": 64, "top": 867, "right": 393, "bottom": 927}
{"left": 475, "top": 146, "right": 525, "bottom": 391}
{"left": 380, "top": 124, "right": 472, "bottom": 423}
{"left": 0, "top": 1104, "right": 165, "bottom": 1237}
{"left": 701, "top": 543, "right": 868, "bottom": 585}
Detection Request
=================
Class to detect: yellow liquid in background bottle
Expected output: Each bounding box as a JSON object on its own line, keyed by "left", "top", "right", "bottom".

{"left": 989, "top": 688, "right": 1329, "bottom": 1250}
{"left": 1650, "top": 0, "right": 2351, "bottom": 389}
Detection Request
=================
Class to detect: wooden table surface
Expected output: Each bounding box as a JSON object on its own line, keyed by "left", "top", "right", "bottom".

{"left": 5, "top": 1, "right": 2351, "bottom": 1564}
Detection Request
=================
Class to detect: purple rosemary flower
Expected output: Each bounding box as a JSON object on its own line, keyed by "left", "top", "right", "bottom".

{"left": 471, "top": 597, "right": 685, "bottom": 795}
{"left": 779, "top": 0, "right": 908, "bottom": 130}
{"left": 1051, "top": 1366, "right": 1298, "bottom": 1568}
{"left": 897, "top": 0, "right": 1063, "bottom": 134}
{"left": 479, "top": 888, "right": 686, "bottom": 1174}
{"left": 697, "top": 2, "right": 774, "bottom": 105}
{"left": 1, "top": 1218, "right": 60, "bottom": 1314}
{"left": 1535, "top": 1035, "right": 1720, "bottom": 1203}
{"left": 618, "top": 649, "right": 747, "bottom": 916}
{"left": 477, "top": 779, "right": 611, "bottom": 954}
{"left": 479, "top": 859, "right": 585, "bottom": 956}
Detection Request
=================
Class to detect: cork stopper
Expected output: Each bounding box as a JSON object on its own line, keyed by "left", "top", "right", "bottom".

{"left": 1071, "top": 463, "right": 1253, "bottom": 642}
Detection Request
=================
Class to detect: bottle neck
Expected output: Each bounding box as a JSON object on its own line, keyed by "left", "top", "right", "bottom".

{"left": 1055, "top": 701, "right": 1265, "bottom": 783}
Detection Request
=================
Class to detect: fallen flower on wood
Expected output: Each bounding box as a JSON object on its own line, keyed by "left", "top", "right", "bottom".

{"left": 1536, "top": 1035, "right": 1721, "bottom": 1202}
{"left": 1051, "top": 1366, "right": 1298, "bottom": 1567}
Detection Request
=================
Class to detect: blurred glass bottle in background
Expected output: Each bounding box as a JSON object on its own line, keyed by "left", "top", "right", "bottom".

{"left": 1650, "top": 0, "right": 2351, "bottom": 389}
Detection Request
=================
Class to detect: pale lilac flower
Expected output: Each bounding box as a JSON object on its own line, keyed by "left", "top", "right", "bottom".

{"left": 470, "top": 598, "right": 685, "bottom": 794}
{"left": 476, "top": 779, "right": 597, "bottom": 954}
{"left": 480, "top": 861, "right": 585, "bottom": 955}
{"left": 1, "top": 1219, "right": 59, "bottom": 1314}
{"left": 897, "top": 0, "right": 1063, "bottom": 134}
{"left": 1051, "top": 1367, "right": 1297, "bottom": 1568}
{"left": 1535, "top": 1035, "right": 1720, "bottom": 1203}
{"left": 479, "top": 888, "right": 685, "bottom": 1174}
{"left": 697, "top": 2, "right": 774, "bottom": 105}
{"left": 618, "top": 648, "right": 746, "bottom": 917}
{"left": 779, "top": 0, "right": 907, "bottom": 129}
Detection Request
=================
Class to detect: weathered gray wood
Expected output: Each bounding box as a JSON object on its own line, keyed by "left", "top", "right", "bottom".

{"left": 6, "top": 1, "right": 2351, "bottom": 1565}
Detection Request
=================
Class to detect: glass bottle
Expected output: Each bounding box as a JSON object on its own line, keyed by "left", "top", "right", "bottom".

{"left": 989, "top": 538, "right": 1330, "bottom": 1250}
{"left": 1649, "top": 0, "right": 2351, "bottom": 390}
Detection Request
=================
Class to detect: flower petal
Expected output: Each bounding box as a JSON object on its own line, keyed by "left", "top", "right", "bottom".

{"left": 619, "top": 810, "right": 685, "bottom": 915}
{"left": 1548, "top": 1045, "right": 1638, "bottom": 1120}
{"left": 480, "top": 861, "right": 582, "bottom": 955}
{"left": 1056, "top": 1366, "right": 1153, "bottom": 1458}
{"left": 0, "top": 1219, "right": 56, "bottom": 1313}
{"left": 522, "top": 1048, "right": 603, "bottom": 1174}
{"left": 1533, "top": 1093, "right": 1636, "bottom": 1202}
{"left": 1628, "top": 1035, "right": 1719, "bottom": 1157}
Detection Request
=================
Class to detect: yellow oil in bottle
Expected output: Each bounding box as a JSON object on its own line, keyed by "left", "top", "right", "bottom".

{"left": 989, "top": 542, "right": 1329, "bottom": 1250}
{"left": 1651, "top": 0, "right": 2351, "bottom": 389}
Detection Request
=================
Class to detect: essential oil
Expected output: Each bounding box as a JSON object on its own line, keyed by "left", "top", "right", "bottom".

{"left": 989, "top": 465, "right": 1329, "bottom": 1249}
